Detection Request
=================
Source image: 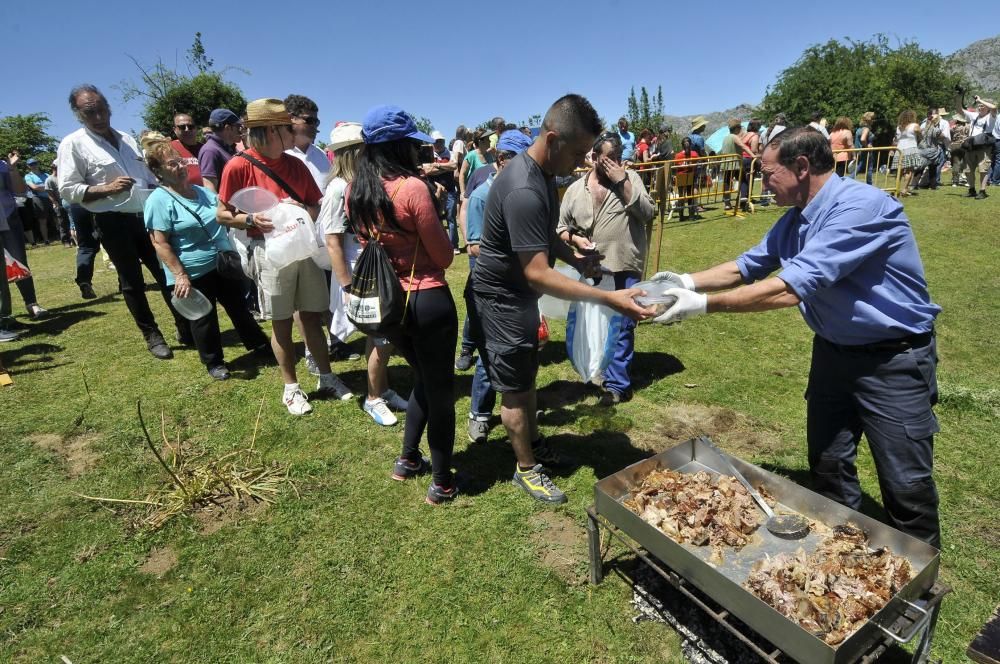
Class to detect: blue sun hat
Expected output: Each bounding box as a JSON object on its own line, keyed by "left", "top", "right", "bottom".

{"left": 497, "top": 129, "right": 533, "bottom": 154}
{"left": 362, "top": 105, "right": 434, "bottom": 145}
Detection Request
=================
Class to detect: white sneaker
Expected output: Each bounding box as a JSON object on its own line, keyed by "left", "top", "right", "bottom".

{"left": 0, "top": 329, "right": 20, "bottom": 343}
{"left": 364, "top": 397, "right": 398, "bottom": 426}
{"left": 317, "top": 374, "right": 354, "bottom": 401}
{"left": 382, "top": 389, "right": 409, "bottom": 411}
{"left": 283, "top": 387, "right": 313, "bottom": 415}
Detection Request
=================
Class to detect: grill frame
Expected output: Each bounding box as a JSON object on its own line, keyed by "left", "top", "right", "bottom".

{"left": 589, "top": 437, "right": 944, "bottom": 664}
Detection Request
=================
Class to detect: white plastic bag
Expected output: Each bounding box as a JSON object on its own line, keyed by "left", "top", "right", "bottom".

{"left": 310, "top": 216, "right": 332, "bottom": 270}
{"left": 537, "top": 264, "right": 579, "bottom": 320}
{"left": 329, "top": 234, "right": 362, "bottom": 342}
{"left": 566, "top": 274, "right": 624, "bottom": 382}
{"left": 264, "top": 203, "right": 318, "bottom": 270}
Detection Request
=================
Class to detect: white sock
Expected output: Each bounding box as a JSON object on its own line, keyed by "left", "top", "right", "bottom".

{"left": 283, "top": 383, "right": 300, "bottom": 396}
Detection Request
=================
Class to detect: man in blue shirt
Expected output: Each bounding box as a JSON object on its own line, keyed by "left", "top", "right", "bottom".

{"left": 653, "top": 127, "right": 942, "bottom": 548}
{"left": 617, "top": 117, "right": 636, "bottom": 162}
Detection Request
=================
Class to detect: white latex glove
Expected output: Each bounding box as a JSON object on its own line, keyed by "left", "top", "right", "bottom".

{"left": 649, "top": 271, "right": 696, "bottom": 290}
{"left": 653, "top": 288, "right": 707, "bottom": 324}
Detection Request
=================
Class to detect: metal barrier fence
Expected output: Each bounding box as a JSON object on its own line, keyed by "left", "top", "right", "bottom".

{"left": 746, "top": 146, "right": 904, "bottom": 207}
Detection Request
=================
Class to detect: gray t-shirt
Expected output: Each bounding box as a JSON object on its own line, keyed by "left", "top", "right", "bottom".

{"left": 472, "top": 152, "right": 558, "bottom": 299}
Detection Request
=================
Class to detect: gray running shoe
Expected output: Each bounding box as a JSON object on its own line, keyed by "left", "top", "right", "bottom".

{"left": 468, "top": 418, "right": 490, "bottom": 444}
{"left": 512, "top": 464, "right": 567, "bottom": 504}
{"left": 425, "top": 482, "right": 459, "bottom": 505}
{"left": 392, "top": 456, "right": 430, "bottom": 481}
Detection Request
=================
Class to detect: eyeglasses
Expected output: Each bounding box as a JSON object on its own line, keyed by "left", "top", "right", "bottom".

{"left": 294, "top": 116, "right": 321, "bottom": 126}
{"left": 175, "top": 124, "right": 196, "bottom": 130}
{"left": 78, "top": 106, "right": 108, "bottom": 118}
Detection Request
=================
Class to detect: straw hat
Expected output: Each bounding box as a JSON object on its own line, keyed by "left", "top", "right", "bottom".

{"left": 245, "top": 98, "right": 291, "bottom": 128}
{"left": 690, "top": 116, "right": 707, "bottom": 131}
{"left": 935, "top": 107, "right": 948, "bottom": 116}
{"left": 951, "top": 113, "right": 968, "bottom": 123}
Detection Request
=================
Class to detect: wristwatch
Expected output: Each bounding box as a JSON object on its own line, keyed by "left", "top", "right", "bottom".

{"left": 244, "top": 213, "right": 255, "bottom": 229}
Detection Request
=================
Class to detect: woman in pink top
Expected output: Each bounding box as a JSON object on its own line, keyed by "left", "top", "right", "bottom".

{"left": 348, "top": 105, "right": 458, "bottom": 505}
{"left": 829, "top": 117, "right": 854, "bottom": 177}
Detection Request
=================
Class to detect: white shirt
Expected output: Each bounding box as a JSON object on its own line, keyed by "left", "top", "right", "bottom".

{"left": 318, "top": 177, "right": 350, "bottom": 235}
{"left": 808, "top": 122, "right": 830, "bottom": 139}
{"left": 963, "top": 109, "right": 998, "bottom": 138}
{"left": 286, "top": 143, "right": 330, "bottom": 192}
{"left": 921, "top": 117, "right": 951, "bottom": 143}
{"left": 450, "top": 139, "right": 466, "bottom": 165}
{"left": 57, "top": 127, "right": 157, "bottom": 214}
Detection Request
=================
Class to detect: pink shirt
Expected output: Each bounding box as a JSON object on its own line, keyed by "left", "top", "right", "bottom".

{"left": 829, "top": 129, "right": 852, "bottom": 162}
{"left": 348, "top": 176, "right": 453, "bottom": 291}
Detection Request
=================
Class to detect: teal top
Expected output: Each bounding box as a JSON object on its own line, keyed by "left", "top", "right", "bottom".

{"left": 463, "top": 150, "right": 495, "bottom": 185}
{"left": 143, "top": 185, "right": 232, "bottom": 285}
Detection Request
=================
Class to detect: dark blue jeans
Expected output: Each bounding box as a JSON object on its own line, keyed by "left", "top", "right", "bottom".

{"left": 445, "top": 190, "right": 459, "bottom": 249}
{"left": 602, "top": 271, "right": 640, "bottom": 396}
{"left": 69, "top": 205, "right": 100, "bottom": 286}
{"left": 460, "top": 255, "right": 477, "bottom": 353}
{"left": 806, "top": 334, "right": 940, "bottom": 547}
{"left": 469, "top": 356, "right": 496, "bottom": 420}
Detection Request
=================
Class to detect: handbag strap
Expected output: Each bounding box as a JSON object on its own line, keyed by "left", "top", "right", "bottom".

{"left": 236, "top": 152, "right": 306, "bottom": 205}
{"left": 160, "top": 187, "right": 222, "bottom": 250}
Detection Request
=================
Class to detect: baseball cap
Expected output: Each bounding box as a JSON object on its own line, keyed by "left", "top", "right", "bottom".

{"left": 362, "top": 105, "right": 433, "bottom": 145}
{"left": 329, "top": 122, "right": 364, "bottom": 151}
{"left": 209, "top": 108, "right": 240, "bottom": 127}
{"left": 496, "top": 130, "right": 532, "bottom": 154}
{"left": 26, "top": 158, "right": 38, "bottom": 166}
{"left": 430, "top": 130, "right": 446, "bottom": 143}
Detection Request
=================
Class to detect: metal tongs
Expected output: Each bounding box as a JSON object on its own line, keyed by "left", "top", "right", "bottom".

{"left": 703, "top": 439, "right": 810, "bottom": 539}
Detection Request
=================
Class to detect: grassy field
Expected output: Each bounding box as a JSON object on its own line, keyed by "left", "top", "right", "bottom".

{"left": 1, "top": 188, "right": 997, "bottom": 663}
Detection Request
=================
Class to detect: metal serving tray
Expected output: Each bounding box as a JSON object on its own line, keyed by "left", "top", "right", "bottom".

{"left": 593, "top": 437, "right": 941, "bottom": 664}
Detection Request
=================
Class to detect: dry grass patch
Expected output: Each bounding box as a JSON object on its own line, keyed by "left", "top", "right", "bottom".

{"left": 529, "top": 511, "right": 589, "bottom": 586}
{"left": 632, "top": 403, "right": 786, "bottom": 458}
{"left": 139, "top": 546, "right": 178, "bottom": 577}
{"left": 28, "top": 432, "right": 101, "bottom": 478}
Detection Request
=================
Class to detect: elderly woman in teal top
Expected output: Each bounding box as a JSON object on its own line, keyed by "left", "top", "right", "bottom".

{"left": 141, "top": 134, "right": 270, "bottom": 380}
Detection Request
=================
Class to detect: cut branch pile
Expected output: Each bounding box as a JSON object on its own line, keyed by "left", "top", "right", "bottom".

{"left": 77, "top": 399, "right": 294, "bottom": 531}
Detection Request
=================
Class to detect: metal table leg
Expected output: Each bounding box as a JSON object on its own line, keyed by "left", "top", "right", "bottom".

{"left": 587, "top": 506, "right": 604, "bottom": 585}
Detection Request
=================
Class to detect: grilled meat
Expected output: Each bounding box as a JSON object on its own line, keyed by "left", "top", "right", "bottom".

{"left": 744, "top": 524, "right": 914, "bottom": 645}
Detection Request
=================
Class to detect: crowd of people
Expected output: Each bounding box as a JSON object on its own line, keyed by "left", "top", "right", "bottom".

{"left": 0, "top": 84, "right": 972, "bottom": 546}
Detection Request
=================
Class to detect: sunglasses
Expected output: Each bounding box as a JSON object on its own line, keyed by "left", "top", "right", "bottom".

{"left": 175, "top": 124, "right": 196, "bottom": 130}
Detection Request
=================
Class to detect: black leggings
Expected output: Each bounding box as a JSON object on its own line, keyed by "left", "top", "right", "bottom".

{"left": 386, "top": 286, "right": 458, "bottom": 487}
{"left": 176, "top": 269, "right": 269, "bottom": 368}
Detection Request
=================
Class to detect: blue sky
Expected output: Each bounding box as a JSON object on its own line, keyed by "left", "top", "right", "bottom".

{"left": 4, "top": 0, "right": 999, "bottom": 143}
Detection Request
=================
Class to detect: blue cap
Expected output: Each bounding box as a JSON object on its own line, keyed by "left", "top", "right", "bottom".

{"left": 26, "top": 158, "right": 38, "bottom": 165}
{"left": 209, "top": 108, "right": 240, "bottom": 127}
{"left": 496, "top": 129, "right": 533, "bottom": 154}
{"left": 362, "top": 105, "right": 434, "bottom": 145}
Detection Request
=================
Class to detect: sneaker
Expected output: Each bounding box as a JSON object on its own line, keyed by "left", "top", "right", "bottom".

{"left": 330, "top": 341, "right": 361, "bottom": 361}
{"left": 382, "top": 389, "right": 409, "bottom": 411}
{"left": 207, "top": 365, "right": 231, "bottom": 381}
{"left": 283, "top": 387, "right": 312, "bottom": 415}
{"left": 317, "top": 374, "right": 354, "bottom": 401}
{"left": 965, "top": 190, "right": 978, "bottom": 198}
{"left": 976, "top": 191, "right": 988, "bottom": 200}
{"left": 304, "top": 352, "right": 320, "bottom": 376}
{"left": 512, "top": 464, "right": 567, "bottom": 504}
{"left": 0, "top": 329, "right": 20, "bottom": 343}
{"left": 454, "top": 349, "right": 475, "bottom": 371}
{"left": 426, "top": 482, "right": 459, "bottom": 505}
{"left": 392, "top": 456, "right": 430, "bottom": 481}
{"left": 79, "top": 283, "right": 97, "bottom": 299}
{"left": 364, "top": 397, "right": 398, "bottom": 426}
{"left": 27, "top": 304, "right": 49, "bottom": 320}
{"left": 597, "top": 389, "right": 629, "bottom": 408}
{"left": 468, "top": 417, "right": 490, "bottom": 444}
{"left": 532, "top": 438, "right": 568, "bottom": 469}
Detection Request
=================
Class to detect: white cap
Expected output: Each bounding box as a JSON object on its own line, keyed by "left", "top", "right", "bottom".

{"left": 329, "top": 122, "right": 364, "bottom": 152}
{"left": 430, "top": 130, "right": 446, "bottom": 142}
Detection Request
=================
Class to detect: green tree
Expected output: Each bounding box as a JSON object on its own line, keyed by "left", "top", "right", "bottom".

{"left": 759, "top": 35, "right": 962, "bottom": 144}
{"left": 626, "top": 87, "right": 640, "bottom": 129}
{"left": 0, "top": 113, "right": 59, "bottom": 171}
{"left": 414, "top": 116, "right": 434, "bottom": 135}
{"left": 187, "top": 32, "right": 214, "bottom": 74}
{"left": 116, "top": 33, "right": 247, "bottom": 134}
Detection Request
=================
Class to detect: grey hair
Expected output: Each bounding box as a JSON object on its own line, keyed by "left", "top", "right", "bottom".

{"left": 69, "top": 84, "right": 107, "bottom": 111}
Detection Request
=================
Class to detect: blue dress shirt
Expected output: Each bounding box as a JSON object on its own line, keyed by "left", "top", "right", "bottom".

{"left": 736, "top": 176, "right": 940, "bottom": 345}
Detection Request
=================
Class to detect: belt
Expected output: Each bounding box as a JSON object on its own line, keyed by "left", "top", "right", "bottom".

{"left": 827, "top": 330, "right": 934, "bottom": 354}
{"left": 94, "top": 210, "right": 143, "bottom": 220}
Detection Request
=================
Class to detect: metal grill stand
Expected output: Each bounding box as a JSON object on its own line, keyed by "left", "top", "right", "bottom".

{"left": 587, "top": 507, "right": 950, "bottom": 664}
